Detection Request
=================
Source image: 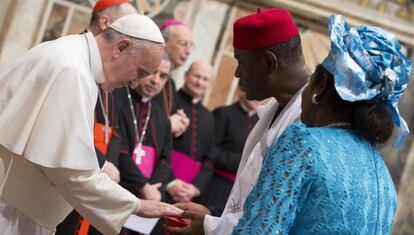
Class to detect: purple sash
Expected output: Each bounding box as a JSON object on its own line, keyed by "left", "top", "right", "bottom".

{"left": 171, "top": 150, "right": 201, "bottom": 183}
{"left": 132, "top": 145, "right": 157, "bottom": 179}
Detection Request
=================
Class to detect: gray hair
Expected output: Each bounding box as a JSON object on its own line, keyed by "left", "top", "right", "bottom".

{"left": 101, "top": 28, "right": 154, "bottom": 54}
{"left": 161, "top": 26, "right": 174, "bottom": 42}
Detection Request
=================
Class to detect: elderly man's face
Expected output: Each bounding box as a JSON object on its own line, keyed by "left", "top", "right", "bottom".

{"left": 134, "top": 58, "right": 171, "bottom": 98}
{"left": 165, "top": 25, "right": 193, "bottom": 68}
{"left": 103, "top": 39, "right": 163, "bottom": 91}
{"left": 184, "top": 61, "right": 212, "bottom": 99}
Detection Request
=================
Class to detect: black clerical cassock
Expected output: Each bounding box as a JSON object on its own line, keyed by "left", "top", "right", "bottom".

{"left": 199, "top": 102, "right": 258, "bottom": 207}
{"left": 116, "top": 87, "right": 173, "bottom": 200}
{"left": 152, "top": 79, "right": 178, "bottom": 116}
{"left": 171, "top": 89, "right": 215, "bottom": 201}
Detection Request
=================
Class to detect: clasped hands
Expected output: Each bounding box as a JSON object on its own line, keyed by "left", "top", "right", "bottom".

{"left": 167, "top": 179, "right": 200, "bottom": 202}
{"left": 170, "top": 109, "right": 190, "bottom": 136}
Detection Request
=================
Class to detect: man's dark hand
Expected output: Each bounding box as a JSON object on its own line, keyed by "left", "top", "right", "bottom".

{"left": 165, "top": 211, "right": 205, "bottom": 235}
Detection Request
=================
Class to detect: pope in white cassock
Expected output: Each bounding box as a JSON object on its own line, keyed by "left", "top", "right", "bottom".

{"left": 0, "top": 14, "right": 183, "bottom": 235}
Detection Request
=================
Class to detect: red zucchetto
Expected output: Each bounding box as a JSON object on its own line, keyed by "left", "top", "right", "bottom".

{"left": 233, "top": 8, "right": 299, "bottom": 50}
{"left": 93, "top": 0, "right": 130, "bottom": 13}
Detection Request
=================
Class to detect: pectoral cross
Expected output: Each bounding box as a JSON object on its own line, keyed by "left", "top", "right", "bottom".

{"left": 104, "top": 119, "right": 109, "bottom": 145}
{"left": 134, "top": 144, "right": 145, "bottom": 165}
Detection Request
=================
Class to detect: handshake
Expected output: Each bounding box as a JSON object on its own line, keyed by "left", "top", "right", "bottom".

{"left": 164, "top": 202, "right": 211, "bottom": 235}
{"left": 138, "top": 200, "right": 210, "bottom": 235}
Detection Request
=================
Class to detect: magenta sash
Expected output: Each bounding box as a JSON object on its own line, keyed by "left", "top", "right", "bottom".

{"left": 214, "top": 169, "right": 237, "bottom": 183}
{"left": 132, "top": 145, "right": 157, "bottom": 179}
{"left": 171, "top": 150, "right": 201, "bottom": 183}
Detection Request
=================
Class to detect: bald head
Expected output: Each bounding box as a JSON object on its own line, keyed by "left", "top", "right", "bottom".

{"left": 89, "top": 3, "right": 137, "bottom": 36}
{"left": 163, "top": 24, "right": 193, "bottom": 69}
{"left": 184, "top": 61, "right": 213, "bottom": 99}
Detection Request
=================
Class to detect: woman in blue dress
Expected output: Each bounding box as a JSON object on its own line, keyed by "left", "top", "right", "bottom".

{"left": 232, "top": 15, "right": 412, "bottom": 235}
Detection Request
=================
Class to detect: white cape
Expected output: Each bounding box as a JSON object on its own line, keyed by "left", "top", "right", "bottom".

{"left": 0, "top": 33, "right": 103, "bottom": 171}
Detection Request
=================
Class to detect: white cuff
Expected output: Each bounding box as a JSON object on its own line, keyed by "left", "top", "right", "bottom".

{"left": 134, "top": 198, "right": 141, "bottom": 214}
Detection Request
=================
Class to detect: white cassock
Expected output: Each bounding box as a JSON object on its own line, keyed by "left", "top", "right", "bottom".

{"left": 203, "top": 88, "right": 304, "bottom": 235}
{"left": 0, "top": 32, "right": 139, "bottom": 235}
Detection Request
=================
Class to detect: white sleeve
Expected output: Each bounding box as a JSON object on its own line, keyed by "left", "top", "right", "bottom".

{"left": 204, "top": 212, "right": 243, "bottom": 235}
{"left": 40, "top": 166, "right": 139, "bottom": 235}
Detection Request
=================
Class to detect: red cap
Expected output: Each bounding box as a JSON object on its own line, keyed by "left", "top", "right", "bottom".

{"left": 233, "top": 8, "right": 299, "bottom": 50}
{"left": 93, "top": 0, "right": 130, "bottom": 13}
{"left": 160, "top": 19, "right": 183, "bottom": 32}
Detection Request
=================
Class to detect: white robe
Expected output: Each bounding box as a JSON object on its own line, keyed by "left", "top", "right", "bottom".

{"left": 203, "top": 89, "right": 303, "bottom": 235}
{"left": 0, "top": 33, "right": 139, "bottom": 235}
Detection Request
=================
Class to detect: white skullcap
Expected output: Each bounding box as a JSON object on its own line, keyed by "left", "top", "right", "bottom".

{"left": 110, "top": 14, "right": 165, "bottom": 44}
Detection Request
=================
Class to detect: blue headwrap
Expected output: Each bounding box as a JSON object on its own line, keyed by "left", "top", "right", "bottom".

{"left": 322, "top": 15, "right": 412, "bottom": 148}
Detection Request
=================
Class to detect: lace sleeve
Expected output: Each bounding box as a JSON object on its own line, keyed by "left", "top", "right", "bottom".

{"left": 232, "top": 123, "right": 318, "bottom": 235}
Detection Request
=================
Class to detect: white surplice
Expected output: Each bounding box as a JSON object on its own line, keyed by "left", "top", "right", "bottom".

{"left": 0, "top": 33, "right": 139, "bottom": 235}
{"left": 204, "top": 88, "right": 304, "bottom": 235}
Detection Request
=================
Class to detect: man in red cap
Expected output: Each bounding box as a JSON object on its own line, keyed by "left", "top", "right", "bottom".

{"left": 166, "top": 8, "right": 310, "bottom": 235}
{"left": 88, "top": 0, "right": 137, "bottom": 36}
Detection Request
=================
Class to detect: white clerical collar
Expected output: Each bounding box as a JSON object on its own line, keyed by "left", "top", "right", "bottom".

{"left": 181, "top": 88, "right": 203, "bottom": 104}
{"left": 239, "top": 102, "right": 257, "bottom": 117}
{"left": 141, "top": 96, "right": 151, "bottom": 103}
{"left": 84, "top": 32, "right": 105, "bottom": 84}
{"left": 192, "top": 97, "right": 202, "bottom": 104}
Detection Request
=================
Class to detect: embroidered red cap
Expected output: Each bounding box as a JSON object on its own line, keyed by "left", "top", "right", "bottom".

{"left": 233, "top": 8, "right": 299, "bottom": 50}
{"left": 93, "top": 0, "right": 130, "bottom": 13}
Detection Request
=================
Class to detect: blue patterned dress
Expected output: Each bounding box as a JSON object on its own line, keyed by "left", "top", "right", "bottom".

{"left": 232, "top": 122, "right": 397, "bottom": 235}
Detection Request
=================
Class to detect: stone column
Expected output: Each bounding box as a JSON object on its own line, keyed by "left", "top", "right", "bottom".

{"left": 172, "top": 0, "right": 228, "bottom": 90}
{"left": 0, "top": 0, "right": 47, "bottom": 72}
